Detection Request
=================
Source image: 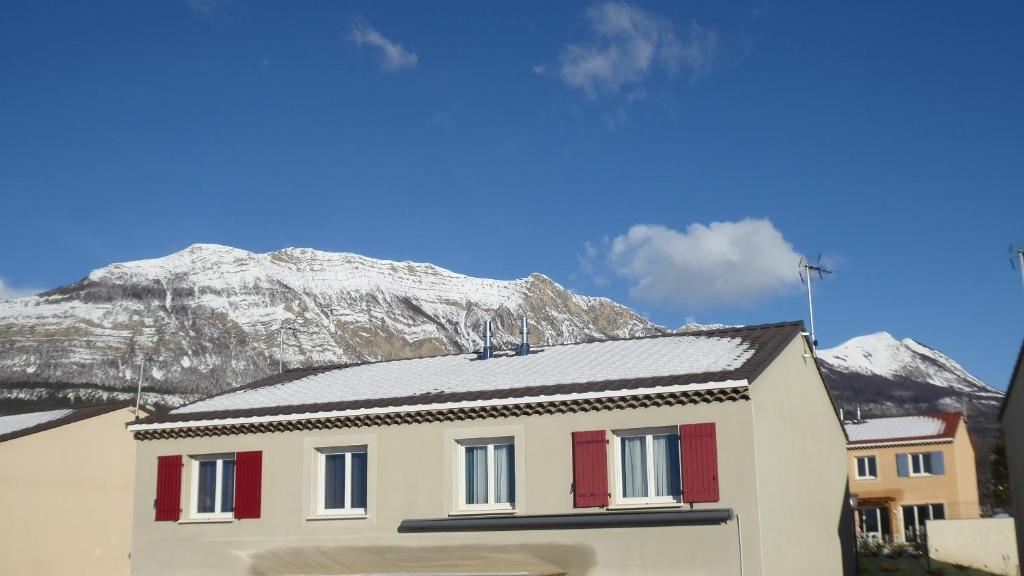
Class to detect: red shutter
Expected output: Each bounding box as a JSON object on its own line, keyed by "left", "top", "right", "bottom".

{"left": 681, "top": 423, "right": 720, "bottom": 503}
{"left": 234, "top": 451, "right": 263, "bottom": 519}
{"left": 572, "top": 430, "right": 609, "bottom": 508}
{"left": 155, "top": 455, "right": 182, "bottom": 522}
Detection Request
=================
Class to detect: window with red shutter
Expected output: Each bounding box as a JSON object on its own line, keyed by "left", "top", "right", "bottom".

{"left": 680, "top": 423, "right": 720, "bottom": 503}
{"left": 155, "top": 455, "right": 182, "bottom": 522}
{"left": 234, "top": 451, "right": 263, "bottom": 519}
{"left": 571, "top": 430, "right": 609, "bottom": 508}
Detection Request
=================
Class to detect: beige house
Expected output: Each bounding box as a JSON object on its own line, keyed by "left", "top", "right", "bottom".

{"left": 127, "top": 322, "right": 855, "bottom": 576}
{"left": 1001, "top": 341, "right": 1024, "bottom": 562}
{"left": 845, "top": 412, "right": 980, "bottom": 543}
{"left": 0, "top": 401, "right": 143, "bottom": 576}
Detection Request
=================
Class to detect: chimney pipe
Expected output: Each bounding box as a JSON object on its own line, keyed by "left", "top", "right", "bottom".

{"left": 839, "top": 408, "right": 844, "bottom": 422}
{"left": 856, "top": 406, "right": 862, "bottom": 421}
{"left": 478, "top": 320, "right": 493, "bottom": 360}
{"left": 517, "top": 316, "right": 531, "bottom": 356}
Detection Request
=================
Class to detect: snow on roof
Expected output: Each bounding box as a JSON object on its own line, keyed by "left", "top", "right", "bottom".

{"left": 0, "top": 409, "right": 73, "bottom": 437}
{"left": 174, "top": 333, "right": 757, "bottom": 415}
{"left": 844, "top": 414, "right": 958, "bottom": 444}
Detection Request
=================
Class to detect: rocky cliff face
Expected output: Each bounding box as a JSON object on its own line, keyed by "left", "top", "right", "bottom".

{"left": 0, "top": 244, "right": 662, "bottom": 408}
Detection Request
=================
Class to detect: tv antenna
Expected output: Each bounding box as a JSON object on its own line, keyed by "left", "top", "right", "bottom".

{"left": 799, "top": 254, "right": 832, "bottom": 356}
{"left": 1011, "top": 243, "right": 1024, "bottom": 293}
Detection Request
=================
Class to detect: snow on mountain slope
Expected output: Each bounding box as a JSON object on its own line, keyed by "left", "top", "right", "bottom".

{"left": 817, "top": 332, "right": 1002, "bottom": 400}
{"left": 0, "top": 244, "right": 661, "bottom": 401}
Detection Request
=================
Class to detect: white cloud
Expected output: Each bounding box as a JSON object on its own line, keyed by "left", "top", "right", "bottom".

{"left": 606, "top": 219, "right": 803, "bottom": 310}
{"left": 348, "top": 19, "right": 418, "bottom": 72}
{"left": 0, "top": 278, "right": 40, "bottom": 301}
{"left": 558, "top": 3, "right": 717, "bottom": 96}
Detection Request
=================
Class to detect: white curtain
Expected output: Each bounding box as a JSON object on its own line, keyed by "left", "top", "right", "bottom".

{"left": 465, "top": 446, "right": 488, "bottom": 504}
{"left": 494, "top": 444, "right": 514, "bottom": 504}
{"left": 653, "top": 434, "right": 680, "bottom": 498}
{"left": 621, "top": 436, "right": 647, "bottom": 498}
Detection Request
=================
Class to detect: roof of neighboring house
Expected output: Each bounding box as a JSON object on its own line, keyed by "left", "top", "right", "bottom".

{"left": 0, "top": 401, "right": 135, "bottom": 443}
{"left": 844, "top": 412, "right": 963, "bottom": 447}
{"left": 130, "top": 321, "right": 805, "bottom": 431}
{"left": 1000, "top": 340, "right": 1024, "bottom": 421}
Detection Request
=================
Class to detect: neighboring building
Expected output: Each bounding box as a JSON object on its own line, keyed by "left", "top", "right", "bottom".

{"left": 1001, "top": 341, "right": 1024, "bottom": 562}
{"left": 127, "top": 322, "right": 854, "bottom": 576}
{"left": 0, "top": 401, "right": 143, "bottom": 576}
{"left": 845, "top": 411, "right": 980, "bottom": 543}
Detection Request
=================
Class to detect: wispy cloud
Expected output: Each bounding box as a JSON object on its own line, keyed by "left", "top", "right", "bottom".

{"left": 557, "top": 2, "right": 717, "bottom": 96}
{"left": 0, "top": 278, "right": 40, "bottom": 301}
{"left": 348, "top": 19, "right": 418, "bottom": 72}
{"left": 587, "top": 218, "right": 802, "bottom": 310}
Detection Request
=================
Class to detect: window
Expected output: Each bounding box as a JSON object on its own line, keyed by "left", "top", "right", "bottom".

{"left": 910, "top": 453, "right": 938, "bottom": 476}
{"left": 316, "top": 446, "right": 368, "bottom": 516}
{"left": 458, "top": 438, "right": 515, "bottom": 511}
{"left": 858, "top": 506, "right": 892, "bottom": 541}
{"left": 614, "top": 428, "right": 681, "bottom": 505}
{"left": 902, "top": 503, "right": 945, "bottom": 541}
{"left": 190, "top": 454, "right": 235, "bottom": 519}
{"left": 856, "top": 456, "right": 878, "bottom": 479}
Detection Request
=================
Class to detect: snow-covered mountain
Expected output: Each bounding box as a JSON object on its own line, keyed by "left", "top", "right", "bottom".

{"left": 0, "top": 244, "right": 661, "bottom": 408}
{"left": 817, "top": 332, "right": 1003, "bottom": 405}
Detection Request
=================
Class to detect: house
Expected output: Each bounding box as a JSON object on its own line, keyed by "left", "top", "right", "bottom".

{"left": 126, "top": 321, "right": 855, "bottom": 576}
{"left": 1001, "top": 341, "right": 1024, "bottom": 561}
{"left": 0, "top": 401, "right": 143, "bottom": 576}
{"left": 844, "top": 411, "right": 980, "bottom": 543}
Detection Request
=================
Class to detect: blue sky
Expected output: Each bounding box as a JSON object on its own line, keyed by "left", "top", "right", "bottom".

{"left": 1, "top": 1, "right": 1022, "bottom": 388}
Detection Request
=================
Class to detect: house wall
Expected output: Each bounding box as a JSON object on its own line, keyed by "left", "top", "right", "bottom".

{"left": 847, "top": 422, "right": 980, "bottom": 540}
{"left": 0, "top": 407, "right": 140, "bottom": 576}
{"left": 1003, "top": 357, "right": 1024, "bottom": 563}
{"left": 927, "top": 517, "right": 1019, "bottom": 576}
{"left": 131, "top": 400, "right": 767, "bottom": 576}
{"left": 750, "top": 336, "right": 855, "bottom": 576}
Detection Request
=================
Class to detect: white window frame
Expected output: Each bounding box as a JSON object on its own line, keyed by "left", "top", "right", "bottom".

{"left": 902, "top": 502, "right": 945, "bottom": 540}
{"left": 908, "top": 453, "right": 933, "bottom": 477}
{"left": 315, "top": 446, "right": 368, "bottom": 517}
{"left": 859, "top": 507, "right": 886, "bottom": 541}
{"left": 456, "top": 437, "right": 515, "bottom": 512}
{"left": 189, "top": 453, "right": 235, "bottom": 520}
{"left": 855, "top": 455, "right": 878, "bottom": 480}
{"left": 611, "top": 427, "right": 682, "bottom": 506}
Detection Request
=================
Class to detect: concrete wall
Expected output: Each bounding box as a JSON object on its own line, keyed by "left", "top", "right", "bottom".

{"left": 132, "top": 400, "right": 761, "bottom": 576}
{"left": 0, "top": 406, "right": 139, "bottom": 576}
{"left": 847, "top": 418, "right": 980, "bottom": 541}
{"left": 927, "top": 517, "right": 1020, "bottom": 576}
{"left": 750, "top": 336, "right": 854, "bottom": 576}
{"left": 1003, "top": 357, "right": 1024, "bottom": 563}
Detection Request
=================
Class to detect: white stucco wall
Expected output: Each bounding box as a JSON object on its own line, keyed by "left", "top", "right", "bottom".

{"left": 928, "top": 517, "right": 1020, "bottom": 576}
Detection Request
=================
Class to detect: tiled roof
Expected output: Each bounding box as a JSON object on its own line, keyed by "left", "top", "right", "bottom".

{"left": 845, "top": 412, "right": 962, "bottom": 446}
{"left": 134, "top": 322, "right": 804, "bottom": 428}
{"left": 0, "top": 402, "right": 134, "bottom": 443}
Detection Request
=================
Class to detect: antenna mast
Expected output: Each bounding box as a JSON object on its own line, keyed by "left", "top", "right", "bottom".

{"left": 134, "top": 356, "right": 146, "bottom": 419}
{"left": 1012, "top": 244, "right": 1024, "bottom": 294}
{"left": 799, "top": 255, "right": 833, "bottom": 356}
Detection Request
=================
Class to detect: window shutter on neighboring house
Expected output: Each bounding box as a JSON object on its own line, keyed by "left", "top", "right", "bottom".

{"left": 930, "top": 451, "right": 945, "bottom": 475}
{"left": 234, "top": 451, "right": 263, "bottom": 519}
{"left": 571, "top": 431, "right": 609, "bottom": 508}
{"left": 155, "top": 455, "right": 182, "bottom": 522}
{"left": 681, "top": 423, "right": 719, "bottom": 503}
{"left": 896, "top": 454, "right": 910, "bottom": 477}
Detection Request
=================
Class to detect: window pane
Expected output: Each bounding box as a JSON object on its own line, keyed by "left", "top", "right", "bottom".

{"left": 198, "top": 460, "right": 217, "bottom": 513}
{"left": 324, "top": 453, "right": 346, "bottom": 509}
{"left": 494, "top": 444, "right": 515, "bottom": 504}
{"left": 465, "top": 446, "right": 488, "bottom": 505}
{"left": 620, "top": 436, "right": 648, "bottom": 498}
{"left": 931, "top": 503, "right": 944, "bottom": 520}
{"left": 862, "top": 508, "right": 879, "bottom": 533}
{"left": 868, "top": 457, "right": 877, "bottom": 477}
{"left": 653, "top": 434, "right": 680, "bottom": 497}
{"left": 221, "top": 459, "right": 235, "bottom": 513}
{"left": 922, "top": 453, "right": 934, "bottom": 474}
{"left": 351, "top": 452, "right": 367, "bottom": 509}
{"left": 911, "top": 455, "right": 922, "bottom": 474}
